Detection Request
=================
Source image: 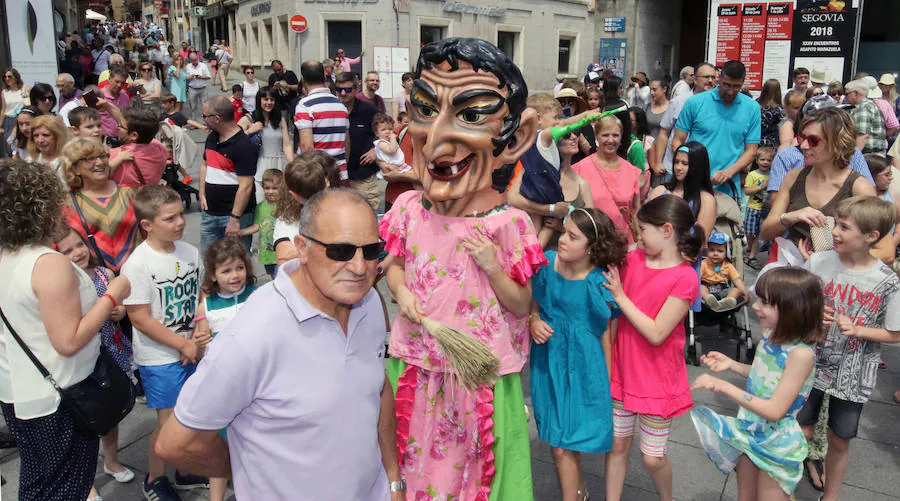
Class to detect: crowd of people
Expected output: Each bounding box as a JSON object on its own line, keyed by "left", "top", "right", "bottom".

{"left": 0, "top": 29, "right": 898, "bottom": 501}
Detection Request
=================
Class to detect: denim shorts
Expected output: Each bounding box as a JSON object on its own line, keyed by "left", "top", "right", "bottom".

{"left": 137, "top": 361, "right": 196, "bottom": 409}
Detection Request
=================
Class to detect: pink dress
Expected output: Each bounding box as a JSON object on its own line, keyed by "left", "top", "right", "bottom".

{"left": 610, "top": 250, "right": 698, "bottom": 419}
{"left": 572, "top": 155, "right": 641, "bottom": 245}
{"left": 381, "top": 190, "right": 545, "bottom": 500}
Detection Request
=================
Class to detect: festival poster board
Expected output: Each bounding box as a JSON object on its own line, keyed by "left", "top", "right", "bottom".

{"left": 790, "top": 1, "right": 857, "bottom": 86}
{"left": 4, "top": 0, "right": 59, "bottom": 96}
{"left": 715, "top": 4, "right": 743, "bottom": 66}
{"left": 739, "top": 4, "right": 767, "bottom": 90}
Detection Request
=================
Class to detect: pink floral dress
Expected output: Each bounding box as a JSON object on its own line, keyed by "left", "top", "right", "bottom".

{"left": 381, "top": 190, "right": 545, "bottom": 501}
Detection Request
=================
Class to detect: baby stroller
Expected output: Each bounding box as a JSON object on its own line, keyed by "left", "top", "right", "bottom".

{"left": 685, "top": 183, "right": 754, "bottom": 366}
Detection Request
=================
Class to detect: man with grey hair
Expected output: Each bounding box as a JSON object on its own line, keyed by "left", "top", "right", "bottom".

{"left": 198, "top": 95, "right": 258, "bottom": 251}
{"left": 185, "top": 50, "right": 212, "bottom": 122}
{"left": 670, "top": 65, "right": 694, "bottom": 100}
{"left": 845, "top": 79, "right": 887, "bottom": 154}
{"left": 322, "top": 58, "right": 336, "bottom": 83}
{"left": 55, "top": 72, "right": 82, "bottom": 110}
{"left": 158, "top": 188, "right": 404, "bottom": 501}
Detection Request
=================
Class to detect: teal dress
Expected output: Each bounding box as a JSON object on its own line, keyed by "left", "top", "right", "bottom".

{"left": 529, "top": 251, "right": 618, "bottom": 453}
{"left": 691, "top": 333, "right": 815, "bottom": 494}
{"left": 167, "top": 65, "right": 187, "bottom": 102}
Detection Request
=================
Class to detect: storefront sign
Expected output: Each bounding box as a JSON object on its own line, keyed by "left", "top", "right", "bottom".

{"left": 739, "top": 4, "right": 766, "bottom": 90}
{"left": 290, "top": 14, "right": 308, "bottom": 33}
{"left": 250, "top": 2, "right": 271, "bottom": 16}
{"left": 441, "top": 2, "right": 505, "bottom": 17}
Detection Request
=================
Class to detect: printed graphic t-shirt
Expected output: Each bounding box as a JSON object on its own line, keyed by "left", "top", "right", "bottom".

{"left": 806, "top": 250, "right": 900, "bottom": 402}
{"left": 122, "top": 241, "right": 203, "bottom": 366}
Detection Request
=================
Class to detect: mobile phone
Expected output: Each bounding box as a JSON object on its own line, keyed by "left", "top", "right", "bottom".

{"left": 83, "top": 90, "right": 99, "bottom": 108}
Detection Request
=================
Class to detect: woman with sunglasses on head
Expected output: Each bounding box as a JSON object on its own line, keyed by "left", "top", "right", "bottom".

{"left": 761, "top": 107, "right": 893, "bottom": 260}
{"left": 29, "top": 83, "right": 57, "bottom": 115}
{"left": 239, "top": 65, "right": 259, "bottom": 115}
{"left": 133, "top": 62, "right": 162, "bottom": 116}
{"left": 7, "top": 106, "right": 41, "bottom": 160}
{"left": 1, "top": 69, "right": 30, "bottom": 143}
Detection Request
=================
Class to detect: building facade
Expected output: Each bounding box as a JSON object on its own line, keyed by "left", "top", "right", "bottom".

{"left": 231, "top": 0, "right": 684, "bottom": 93}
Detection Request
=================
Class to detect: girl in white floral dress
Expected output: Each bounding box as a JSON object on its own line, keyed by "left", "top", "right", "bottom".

{"left": 690, "top": 267, "right": 825, "bottom": 500}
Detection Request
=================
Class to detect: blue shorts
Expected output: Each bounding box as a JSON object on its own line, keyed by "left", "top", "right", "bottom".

{"left": 137, "top": 362, "right": 196, "bottom": 409}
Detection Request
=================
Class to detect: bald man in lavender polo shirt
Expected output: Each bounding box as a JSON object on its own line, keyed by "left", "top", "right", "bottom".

{"left": 156, "top": 189, "right": 405, "bottom": 501}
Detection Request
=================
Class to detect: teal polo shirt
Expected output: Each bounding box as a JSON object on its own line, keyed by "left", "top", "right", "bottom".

{"left": 675, "top": 88, "right": 761, "bottom": 197}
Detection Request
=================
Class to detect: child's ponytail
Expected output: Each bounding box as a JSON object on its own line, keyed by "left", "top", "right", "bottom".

{"left": 678, "top": 223, "right": 706, "bottom": 262}
{"left": 638, "top": 195, "right": 706, "bottom": 261}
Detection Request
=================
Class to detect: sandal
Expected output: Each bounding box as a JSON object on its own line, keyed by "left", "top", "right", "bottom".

{"left": 745, "top": 257, "right": 760, "bottom": 270}
{"left": 805, "top": 458, "right": 825, "bottom": 491}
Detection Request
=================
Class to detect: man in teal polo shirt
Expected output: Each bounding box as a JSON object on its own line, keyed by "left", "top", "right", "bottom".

{"left": 672, "top": 60, "right": 760, "bottom": 197}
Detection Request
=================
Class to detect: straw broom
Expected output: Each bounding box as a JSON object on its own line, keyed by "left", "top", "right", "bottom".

{"left": 421, "top": 317, "right": 499, "bottom": 391}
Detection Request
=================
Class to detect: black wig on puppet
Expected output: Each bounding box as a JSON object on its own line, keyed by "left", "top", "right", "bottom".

{"left": 414, "top": 37, "right": 528, "bottom": 157}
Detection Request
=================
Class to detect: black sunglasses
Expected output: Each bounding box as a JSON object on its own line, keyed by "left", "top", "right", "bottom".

{"left": 38, "top": 95, "right": 53, "bottom": 101}
{"left": 303, "top": 234, "right": 384, "bottom": 261}
{"left": 336, "top": 87, "right": 353, "bottom": 94}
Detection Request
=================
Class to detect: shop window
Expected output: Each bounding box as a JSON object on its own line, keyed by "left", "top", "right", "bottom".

{"left": 558, "top": 37, "right": 573, "bottom": 74}
{"left": 421, "top": 25, "right": 444, "bottom": 46}
{"left": 497, "top": 31, "right": 518, "bottom": 62}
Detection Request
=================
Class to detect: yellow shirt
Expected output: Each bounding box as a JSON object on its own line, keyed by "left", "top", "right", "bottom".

{"left": 744, "top": 169, "right": 770, "bottom": 210}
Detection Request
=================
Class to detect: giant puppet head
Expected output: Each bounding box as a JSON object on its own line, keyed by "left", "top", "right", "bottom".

{"left": 408, "top": 38, "right": 536, "bottom": 217}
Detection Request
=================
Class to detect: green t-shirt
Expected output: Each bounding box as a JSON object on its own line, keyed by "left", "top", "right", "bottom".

{"left": 626, "top": 135, "right": 646, "bottom": 173}
{"left": 254, "top": 201, "right": 277, "bottom": 265}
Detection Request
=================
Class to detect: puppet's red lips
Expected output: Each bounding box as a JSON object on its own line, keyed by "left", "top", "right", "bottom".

{"left": 428, "top": 154, "right": 474, "bottom": 181}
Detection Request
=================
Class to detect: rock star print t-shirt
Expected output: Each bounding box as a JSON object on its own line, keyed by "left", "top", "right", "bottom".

{"left": 122, "top": 240, "right": 203, "bottom": 366}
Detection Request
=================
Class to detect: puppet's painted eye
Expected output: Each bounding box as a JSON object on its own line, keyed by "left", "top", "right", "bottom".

{"left": 458, "top": 109, "right": 486, "bottom": 124}
{"left": 417, "top": 105, "right": 437, "bottom": 118}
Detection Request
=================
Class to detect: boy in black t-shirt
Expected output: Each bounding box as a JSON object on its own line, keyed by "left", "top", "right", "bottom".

{"left": 160, "top": 93, "right": 206, "bottom": 129}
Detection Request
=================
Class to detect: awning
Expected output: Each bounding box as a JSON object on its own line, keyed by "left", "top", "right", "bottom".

{"left": 85, "top": 9, "right": 107, "bottom": 21}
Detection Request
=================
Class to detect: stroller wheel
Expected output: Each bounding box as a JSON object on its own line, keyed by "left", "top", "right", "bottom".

{"left": 693, "top": 341, "right": 703, "bottom": 367}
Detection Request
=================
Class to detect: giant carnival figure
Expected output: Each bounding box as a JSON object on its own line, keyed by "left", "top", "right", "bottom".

{"left": 380, "top": 38, "right": 543, "bottom": 501}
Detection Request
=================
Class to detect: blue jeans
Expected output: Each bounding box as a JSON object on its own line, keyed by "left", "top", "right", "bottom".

{"left": 201, "top": 212, "right": 254, "bottom": 253}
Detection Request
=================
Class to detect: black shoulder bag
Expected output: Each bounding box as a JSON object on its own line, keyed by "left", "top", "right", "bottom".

{"left": 0, "top": 307, "right": 135, "bottom": 437}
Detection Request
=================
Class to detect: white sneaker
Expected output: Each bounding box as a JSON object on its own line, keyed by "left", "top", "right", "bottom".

{"left": 104, "top": 464, "right": 135, "bottom": 483}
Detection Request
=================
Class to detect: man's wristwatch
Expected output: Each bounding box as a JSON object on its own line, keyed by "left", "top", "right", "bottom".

{"left": 389, "top": 480, "right": 406, "bottom": 493}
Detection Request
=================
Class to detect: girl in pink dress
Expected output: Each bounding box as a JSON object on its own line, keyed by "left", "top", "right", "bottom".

{"left": 601, "top": 195, "right": 704, "bottom": 501}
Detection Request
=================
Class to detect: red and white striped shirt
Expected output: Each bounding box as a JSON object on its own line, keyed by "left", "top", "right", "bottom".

{"left": 294, "top": 88, "right": 350, "bottom": 179}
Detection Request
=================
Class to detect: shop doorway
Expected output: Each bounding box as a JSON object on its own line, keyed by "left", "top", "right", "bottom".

{"left": 327, "top": 21, "right": 362, "bottom": 76}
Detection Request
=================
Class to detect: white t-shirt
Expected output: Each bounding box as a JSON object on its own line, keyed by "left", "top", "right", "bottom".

{"left": 122, "top": 241, "right": 203, "bottom": 366}
{"left": 273, "top": 218, "right": 300, "bottom": 247}
{"left": 241, "top": 80, "right": 260, "bottom": 113}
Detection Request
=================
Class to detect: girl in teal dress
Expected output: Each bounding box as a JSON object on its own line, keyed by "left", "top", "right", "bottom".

{"left": 529, "top": 208, "right": 627, "bottom": 501}
{"left": 690, "top": 267, "right": 826, "bottom": 500}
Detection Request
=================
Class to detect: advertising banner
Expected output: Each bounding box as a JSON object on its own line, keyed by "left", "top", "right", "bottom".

{"left": 739, "top": 4, "right": 767, "bottom": 90}
{"left": 599, "top": 39, "right": 627, "bottom": 79}
{"left": 715, "top": 5, "right": 743, "bottom": 65}
{"left": 4, "top": 0, "right": 59, "bottom": 93}
{"left": 790, "top": 1, "right": 858, "bottom": 86}
{"left": 707, "top": 0, "right": 862, "bottom": 95}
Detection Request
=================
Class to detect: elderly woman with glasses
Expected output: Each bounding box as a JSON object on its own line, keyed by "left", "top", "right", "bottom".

{"left": 134, "top": 62, "right": 163, "bottom": 116}
{"left": 61, "top": 137, "right": 143, "bottom": 273}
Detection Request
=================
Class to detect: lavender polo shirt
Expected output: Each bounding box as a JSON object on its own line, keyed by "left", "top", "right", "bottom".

{"left": 174, "top": 259, "right": 390, "bottom": 501}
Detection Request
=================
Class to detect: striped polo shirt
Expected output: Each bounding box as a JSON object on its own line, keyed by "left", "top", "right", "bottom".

{"left": 203, "top": 128, "right": 258, "bottom": 216}
{"left": 294, "top": 87, "right": 350, "bottom": 179}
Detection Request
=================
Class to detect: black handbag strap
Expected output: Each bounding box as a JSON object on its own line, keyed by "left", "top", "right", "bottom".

{"left": 0, "top": 306, "right": 62, "bottom": 392}
{"left": 69, "top": 192, "right": 108, "bottom": 268}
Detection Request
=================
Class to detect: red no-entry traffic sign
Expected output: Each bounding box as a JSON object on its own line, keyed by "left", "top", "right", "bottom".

{"left": 290, "top": 15, "right": 308, "bottom": 33}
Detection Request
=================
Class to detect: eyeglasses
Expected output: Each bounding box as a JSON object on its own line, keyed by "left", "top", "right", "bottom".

{"left": 37, "top": 95, "right": 53, "bottom": 102}
{"left": 141, "top": 68, "right": 152, "bottom": 72}
{"left": 797, "top": 133, "right": 823, "bottom": 148}
{"left": 336, "top": 87, "right": 354, "bottom": 94}
{"left": 201, "top": 113, "right": 219, "bottom": 119}
{"left": 245, "top": 71, "right": 254, "bottom": 75}
{"left": 4, "top": 75, "right": 13, "bottom": 79}
{"left": 302, "top": 234, "right": 385, "bottom": 261}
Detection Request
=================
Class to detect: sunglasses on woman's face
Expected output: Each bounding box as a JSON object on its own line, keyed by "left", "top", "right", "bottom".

{"left": 245, "top": 70, "right": 254, "bottom": 75}
{"left": 37, "top": 95, "right": 53, "bottom": 102}
{"left": 302, "top": 234, "right": 385, "bottom": 261}
{"left": 797, "top": 133, "right": 823, "bottom": 148}
{"left": 141, "top": 68, "right": 152, "bottom": 72}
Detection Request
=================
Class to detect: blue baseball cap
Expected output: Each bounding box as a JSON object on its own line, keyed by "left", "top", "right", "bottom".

{"left": 708, "top": 231, "right": 728, "bottom": 245}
